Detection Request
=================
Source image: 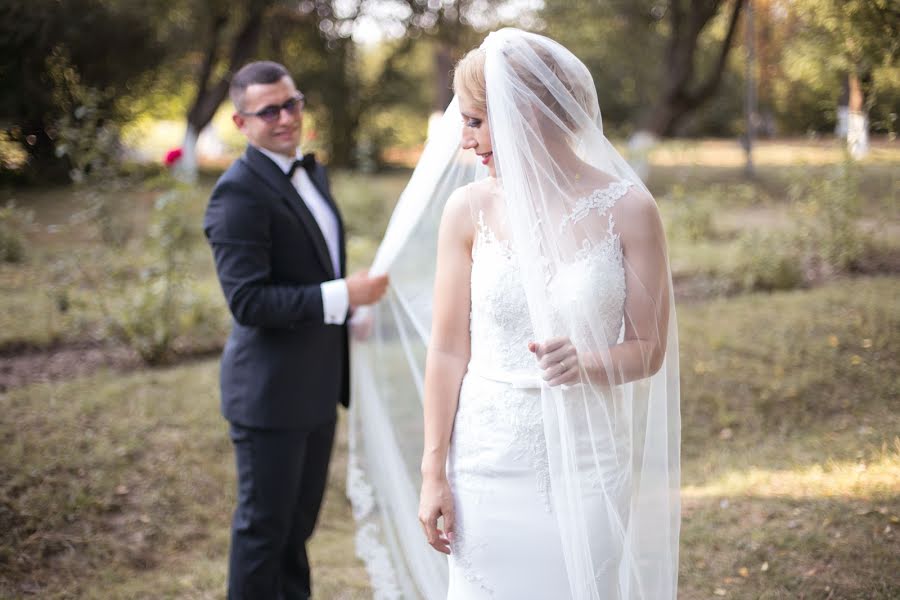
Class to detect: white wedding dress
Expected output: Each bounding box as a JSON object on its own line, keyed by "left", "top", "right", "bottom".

{"left": 447, "top": 181, "right": 633, "bottom": 599}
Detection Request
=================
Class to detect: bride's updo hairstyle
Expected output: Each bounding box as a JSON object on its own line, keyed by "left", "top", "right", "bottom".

{"left": 452, "top": 47, "right": 487, "bottom": 112}
{"left": 453, "top": 35, "right": 599, "bottom": 139}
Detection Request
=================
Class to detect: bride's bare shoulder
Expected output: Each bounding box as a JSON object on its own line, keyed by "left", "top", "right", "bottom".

{"left": 440, "top": 182, "right": 483, "bottom": 244}
{"left": 612, "top": 186, "right": 665, "bottom": 248}
{"left": 441, "top": 180, "right": 493, "bottom": 238}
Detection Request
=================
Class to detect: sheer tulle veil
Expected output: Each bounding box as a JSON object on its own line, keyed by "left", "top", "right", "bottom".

{"left": 348, "top": 28, "right": 680, "bottom": 599}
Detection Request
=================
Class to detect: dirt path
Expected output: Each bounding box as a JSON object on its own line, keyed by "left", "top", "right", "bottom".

{"left": 0, "top": 340, "right": 142, "bottom": 392}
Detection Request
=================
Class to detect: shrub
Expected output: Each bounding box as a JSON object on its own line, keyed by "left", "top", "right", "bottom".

{"left": 102, "top": 185, "right": 222, "bottom": 364}
{"left": 791, "top": 156, "right": 863, "bottom": 273}
{"left": 735, "top": 231, "right": 805, "bottom": 292}
{"left": 722, "top": 157, "right": 873, "bottom": 292}
{"left": 661, "top": 184, "right": 717, "bottom": 243}
{"left": 0, "top": 202, "right": 33, "bottom": 263}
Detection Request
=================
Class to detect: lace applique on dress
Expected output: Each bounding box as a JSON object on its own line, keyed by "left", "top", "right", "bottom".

{"left": 505, "top": 392, "right": 552, "bottom": 511}
{"left": 559, "top": 180, "right": 633, "bottom": 232}
{"left": 475, "top": 210, "right": 513, "bottom": 260}
{"left": 470, "top": 211, "right": 553, "bottom": 511}
{"left": 451, "top": 522, "right": 495, "bottom": 596}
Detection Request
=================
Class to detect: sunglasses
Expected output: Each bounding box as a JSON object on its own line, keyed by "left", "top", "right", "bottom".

{"left": 240, "top": 93, "right": 305, "bottom": 123}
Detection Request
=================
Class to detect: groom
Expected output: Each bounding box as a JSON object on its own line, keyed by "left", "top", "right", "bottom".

{"left": 204, "top": 61, "right": 388, "bottom": 599}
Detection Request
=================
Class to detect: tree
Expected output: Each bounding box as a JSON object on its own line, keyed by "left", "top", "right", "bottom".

{"left": 0, "top": 0, "right": 171, "bottom": 182}
{"left": 792, "top": 0, "right": 900, "bottom": 157}
{"left": 640, "top": 0, "right": 745, "bottom": 137}
{"left": 174, "top": 0, "right": 279, "bottom": 179}
{"left": 542, "top": 0, "right": 746, "bottom": 138}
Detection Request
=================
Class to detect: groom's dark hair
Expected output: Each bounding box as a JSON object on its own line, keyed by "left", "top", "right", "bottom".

{"left": 230, "top": 61, "right": 292, "bottom": 109}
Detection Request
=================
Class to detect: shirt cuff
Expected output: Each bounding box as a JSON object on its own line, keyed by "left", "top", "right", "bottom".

{"left": 321, "top": 278, "right": 349, "bottom": 325}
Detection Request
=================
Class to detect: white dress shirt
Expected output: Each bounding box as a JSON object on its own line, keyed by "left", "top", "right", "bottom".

{"left": 257, "top": 146, "right": 349, "bottom": 325}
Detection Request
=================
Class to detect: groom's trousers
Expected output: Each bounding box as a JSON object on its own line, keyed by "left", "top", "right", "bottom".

{"left": 227, "top": 419, "right": 336, "bottom": 600}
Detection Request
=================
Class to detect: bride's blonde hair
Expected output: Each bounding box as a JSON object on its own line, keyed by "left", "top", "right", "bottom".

{"left": 453, "top": 47, "right": 487, "bottom": 112}
{"left": 452, "top": 39, "right": 595, "bottom": 132}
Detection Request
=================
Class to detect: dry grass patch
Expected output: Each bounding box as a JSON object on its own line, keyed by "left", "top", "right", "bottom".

{"left": 677, "top": 276, "right": 900, "bottom": 599}
{"left": 0, "top": 361, "right": 370, "bottom": 599}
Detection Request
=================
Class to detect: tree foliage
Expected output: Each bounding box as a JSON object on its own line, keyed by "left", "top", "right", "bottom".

{"left": 788, "top": 0, "right": 900, "bottom": 132}
{"left": 542, "top": 0, "right": 746, "bottom": 137}
{"left": 0, "top": 0, "right": 172, "bottom": 181}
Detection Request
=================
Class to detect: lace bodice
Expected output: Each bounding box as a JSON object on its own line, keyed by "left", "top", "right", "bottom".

{"left": 468, "top": 183, "right": 629, "bottom": 377}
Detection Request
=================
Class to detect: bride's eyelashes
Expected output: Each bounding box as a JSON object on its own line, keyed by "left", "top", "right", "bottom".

{"left": 465, "top": 118, "right": 482, "bottom": 128}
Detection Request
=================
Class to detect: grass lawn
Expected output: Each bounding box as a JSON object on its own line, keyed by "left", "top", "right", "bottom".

{"left": 0, "top": 361, "right": 369, "bottom": 599}
{"left": 2, "top": 276, "right": 897, "bottom": 598}
{"left": 1, "top": 138, "right": 898, "bottom": 598}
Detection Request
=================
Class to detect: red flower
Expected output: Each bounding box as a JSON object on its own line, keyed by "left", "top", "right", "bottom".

{"left": 164, "top": 148, "right": 183, "bottom": 167}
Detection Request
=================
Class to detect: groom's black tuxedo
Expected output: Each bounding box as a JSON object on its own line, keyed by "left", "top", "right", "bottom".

{"left": 205, "top": 144, "right": 349, "bottom": 428}
{"left": 204, "top": 144, "right": 348, "bottom": 600}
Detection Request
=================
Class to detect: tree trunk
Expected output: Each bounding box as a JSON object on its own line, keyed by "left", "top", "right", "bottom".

{"left": 178, "top": 4, "right": 269, "bottom": 180}
{"left": 638, "top": 0, "right": 744, "bottom": 137}
{"left": 324, "top": 40, "right": 360, "bottom": 168}
{"left": 846, "top": 70, "right": 868, "bottom": 159}
{"left": 434, "top": 41, "right": 454, "bottom": 112}
{"left": 175, "top": 123, "right": 199, "bottom": 182}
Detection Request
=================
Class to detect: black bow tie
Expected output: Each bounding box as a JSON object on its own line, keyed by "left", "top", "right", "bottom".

{"left": 287, "top": 153, "right": 316, "bottom": 178}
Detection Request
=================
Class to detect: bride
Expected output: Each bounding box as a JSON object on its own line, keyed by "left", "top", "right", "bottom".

{"left": 416, "top": 29, "right": 680, "bottom": 599}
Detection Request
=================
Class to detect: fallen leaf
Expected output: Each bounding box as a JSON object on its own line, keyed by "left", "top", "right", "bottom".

{"left": 760, "top": 561, "right": 769, "bottom": 572}
{"left": 115, "top": 484, "right": 129, "bottom": 496}
{"left": 714, "top": 588, "right": 727, "bottom": 596}
{"left": 738, "top": 567, "right": 749, "bottom": 578}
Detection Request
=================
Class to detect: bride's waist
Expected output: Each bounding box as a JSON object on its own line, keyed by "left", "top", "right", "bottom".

{"left": 465, "top": 362, "right": 543, "bottom": 389}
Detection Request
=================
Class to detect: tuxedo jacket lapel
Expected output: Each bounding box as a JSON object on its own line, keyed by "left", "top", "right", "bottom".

{"left": 242, "top": 146, "right": 335, "bottom": 278}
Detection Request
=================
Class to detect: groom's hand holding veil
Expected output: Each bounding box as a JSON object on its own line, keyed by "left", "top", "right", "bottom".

{"left": 418, "top": 475, "right": 455, "bottom": 554}
{"left": 346, "top": 269, "right": 389, "bottom": 307}
{"left": 345, "top": 269, "right": 389, "bottom": 341}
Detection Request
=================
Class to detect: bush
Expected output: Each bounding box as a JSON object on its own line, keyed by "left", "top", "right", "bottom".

{"left": 719, "top": 158, "right": 875, "bottom": 293}
{"left": 660, "top": 184, "right": 717, "bottom": 243}
{"left": 101, "top": 185, "right": 222, "bottom": 364}
{"left": 734, "top": 231, "right": 805, "bottom": 292}
{"left": 791, "top": 156, "right": 863, "bottom": 273}
{"left": 0, "top": 202, "right": 33, "bottom": 263}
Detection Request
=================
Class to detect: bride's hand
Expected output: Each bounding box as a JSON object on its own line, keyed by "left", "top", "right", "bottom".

{"left": 418, "top": 476, "right": 455, "bottom": 554}
{"left": 529, "top": 337, "right": 580, "bottom": 386}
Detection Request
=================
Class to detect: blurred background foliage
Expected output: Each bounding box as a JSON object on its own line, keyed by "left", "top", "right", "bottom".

{"left": 1, "top": 2, "right": 898, "bottom": 597}
{"left": 0, "top": 0, "right": 897, "bottom": 182}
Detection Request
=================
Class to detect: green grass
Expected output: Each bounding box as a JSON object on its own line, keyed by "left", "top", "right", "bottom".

{"left": 0, "top": 170, "right": 407, "bottom": 352}
{"left": 1, "top": 141, "right": 898, "bottom": 597}
{"left": 675, "top": 276, "right": 900, "bottom": 598}
{"left": 2, "top": 276, "right": 897, "bottom": 598}
{"left": 0, "top": 362, "right": 369, "bottom": 599}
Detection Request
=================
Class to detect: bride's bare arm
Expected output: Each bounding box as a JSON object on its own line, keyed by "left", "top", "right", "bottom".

{"left": 591, "top": 192, "right": 670, "bottom": 384}
{"left": 533, "top": 192, "right": 670, "bottom": 387}
{"left": 418, "top": 188, "right": 473, "bottom": 553}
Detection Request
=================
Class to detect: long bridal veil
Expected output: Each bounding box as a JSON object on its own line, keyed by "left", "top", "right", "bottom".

{"left": 348, "top": 28, "right": 680, "bottom": 600}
